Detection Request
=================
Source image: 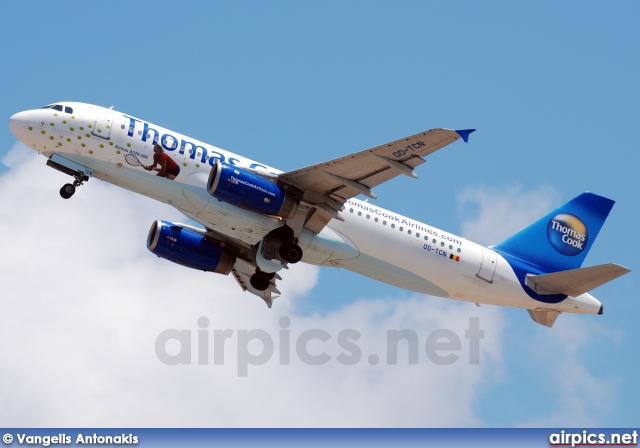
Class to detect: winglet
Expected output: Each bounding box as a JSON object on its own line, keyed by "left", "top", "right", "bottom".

{"left": 455, "top": 129, "right": 476, "bottom": 143}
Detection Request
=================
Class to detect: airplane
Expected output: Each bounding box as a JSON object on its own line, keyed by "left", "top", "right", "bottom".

{"left": 8, "top": 102, "right": 630, "bottom": 327}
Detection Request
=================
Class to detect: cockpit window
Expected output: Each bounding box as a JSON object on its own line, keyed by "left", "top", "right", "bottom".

{"left": 40, "top": 104, "right": 73, "bottom": 114}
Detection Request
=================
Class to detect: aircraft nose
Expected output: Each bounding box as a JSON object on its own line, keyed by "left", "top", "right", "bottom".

{"left": 8, "top": 111, "right": 31, "bottom": 140}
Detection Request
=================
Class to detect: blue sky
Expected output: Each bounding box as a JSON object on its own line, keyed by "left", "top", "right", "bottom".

{"left": 1, "top": 1, "right": 638, "bottom": 428}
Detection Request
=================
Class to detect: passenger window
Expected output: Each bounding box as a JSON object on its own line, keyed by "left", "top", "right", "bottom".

{"left": 383, "top": 220, "right": 387, "bottom": 225}
{"left": 441, "top": 242, "right": 445, "bottom": 247}
{"left": 374, "top": 217, "right": 379, "bottom": 223}
{"left": 449, "top": 245, "right": 453, "bottom": 249}
{"left": 391, "top": 224, "right": 395, "bottom": 229}
{"left": 358, "top": 211, "right": 362, "bottom": 216}
{"left": 424, "top": 236, "right": 428, "bottom": 241}
{"left": 350, "top": 208, "right": 353, "bottom": 213}
{"left": 432, "top": 238, "right": 436, "bottom": 243}
{"left": 457, "top": 248, "right": 461, "bottom": 253}
{"left": 416, "top": 233, "right": 419, "bottom": 238}
{"left": 366, "top": 214, "right": 370, "bottom": 219}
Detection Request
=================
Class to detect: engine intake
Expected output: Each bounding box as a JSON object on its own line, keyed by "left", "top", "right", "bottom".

{"left": 147, "top": 220, "right": 235, "bottom": 275}
{"left": 207, "top": 160, "right": 298, "bottom": 219}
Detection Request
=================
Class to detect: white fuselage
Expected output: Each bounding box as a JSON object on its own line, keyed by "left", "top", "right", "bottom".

{"left": 8, "top": 102, "right": 602, "bottom": 315}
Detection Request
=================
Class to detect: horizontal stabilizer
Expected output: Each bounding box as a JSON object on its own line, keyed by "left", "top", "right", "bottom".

{"left": 526, "top": 263, "right": 630, "bottom": 297}
{"left": 527, "top": 309, "right": 561, "bottom": 328}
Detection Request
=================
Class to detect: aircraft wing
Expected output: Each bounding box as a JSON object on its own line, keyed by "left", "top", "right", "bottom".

{"left": 278, "top": 128, "right": 474, "bottom": 233}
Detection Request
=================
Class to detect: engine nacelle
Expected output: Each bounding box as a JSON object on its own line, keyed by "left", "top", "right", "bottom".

{"left": 147, "top": 220, "right": 235, "bottom": 275}
{"left": 207, "top": 160, "right": 298, "bottom": 219}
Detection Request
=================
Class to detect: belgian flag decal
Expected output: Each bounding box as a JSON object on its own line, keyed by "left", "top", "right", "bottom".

{"left": 449, "top": 254, "right": 460, "bottom": 262}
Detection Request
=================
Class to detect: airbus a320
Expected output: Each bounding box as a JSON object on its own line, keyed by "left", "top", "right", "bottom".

{"left": 8, "top": 102, "right": 630, "bottom": 327}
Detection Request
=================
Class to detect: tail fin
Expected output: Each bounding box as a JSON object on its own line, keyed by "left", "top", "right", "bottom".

{"left": 493, "top": 192, "right": 615, "bottom": 273}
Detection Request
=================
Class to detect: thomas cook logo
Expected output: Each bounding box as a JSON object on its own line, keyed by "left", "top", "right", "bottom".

{"left": 547, "top": 213, "right": 588, "bottom": 256}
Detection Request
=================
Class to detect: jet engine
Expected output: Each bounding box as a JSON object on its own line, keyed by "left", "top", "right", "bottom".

{"left": 147, "top": 220, "right": 235, "bottom": 274}
{"left": 207, "top": 160, "right": 298, "bottom": 219}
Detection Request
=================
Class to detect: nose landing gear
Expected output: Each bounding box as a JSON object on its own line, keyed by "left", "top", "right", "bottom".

{"left": 59, "top": 172, "right": 89, "bottom": 199}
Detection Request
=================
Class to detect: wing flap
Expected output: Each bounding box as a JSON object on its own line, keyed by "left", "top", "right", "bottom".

{"left": 526, "top": 263, "right": 630, "bottom": 297}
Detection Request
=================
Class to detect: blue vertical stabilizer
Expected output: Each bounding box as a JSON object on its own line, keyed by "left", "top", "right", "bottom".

{"left": 493, "top": 192, "right": 615, "bottom": 274}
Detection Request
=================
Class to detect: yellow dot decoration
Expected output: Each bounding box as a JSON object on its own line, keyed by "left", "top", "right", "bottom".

{"left": 88, "top": 125, "right": 92, "bottom": 128}
{"left": 116, "top": 150, "right": 121, "bottom": 154}
{"left": 80, "top": 126, "right": 84, "bottom": 130}
{"left": 100, "top": 144, "right": 104, "bottom": 148}
{"left": 49, "top": 136, "right": 54, "bottom": 140}
{"left": 126, "top": 143, "right": 131, "bottom": 147}
{"left": 50, "top": 122, "right": 54, "bottom": 126}
{"left": 86, "top": 134, "right": 90, "bottom": 138}
{"left": 82, "top": 144, "right": 87, "bottom": 148}
{"left": 183, "top": 162, "right": 187, "bottom": 167}
{"left": 41, "top": 130, "right": 46, "bottom": 134}
{"left": 88, "top": 149, "right": 93, "bottom": 153}
{"left": 109, "top": 142, "right": 114, "bottom": 146}
{"left": 58, "top": 142, "right": 62, "bottom": 146}
{"left": 70, "top": 127, "right": 74, "bottom": 131}
{"left": 77, "top": 136, "right": 82, "bottom": 140}
{"left": 66, "top": 138, "right": 71, "bottom": 142}
{"left": 28, "top": 126, "right": 33, "bottom": 130}
{"left": 62, "top": 120, "right": 67, "bottom": 124}
{"left": 196, "top": 164, "right": 201, "bottom": 168}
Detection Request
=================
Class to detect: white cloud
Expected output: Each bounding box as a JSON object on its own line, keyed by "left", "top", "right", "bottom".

{"left": 0, "top": 144, "right": 504, "bottom": 427}
{"left": 0, "top": 146, "right": 619, "bottom": 428}
{"left": 517, "top": 316, "right": 619, "bottom": 427}
{"left": 457, "top": 184, "right": 560, "bottom": 245}
{"left": 455, "top": 185, "right": 621, "bottom": 427}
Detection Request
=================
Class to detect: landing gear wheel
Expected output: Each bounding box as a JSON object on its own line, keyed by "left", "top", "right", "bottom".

{"left": 279, "top": 242, "right": 303, "bottom": 264}
{"left": 255, "top": 270, "right": 276, "bottom": 281}
{"left": 250, "top": 274, "right": 271, "bottom": 291}
{"left": 60, "top": 183, "right": 75, "bottom": 199}
{"left": 59, "top": 172, "right": 88, "bottom": 199}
